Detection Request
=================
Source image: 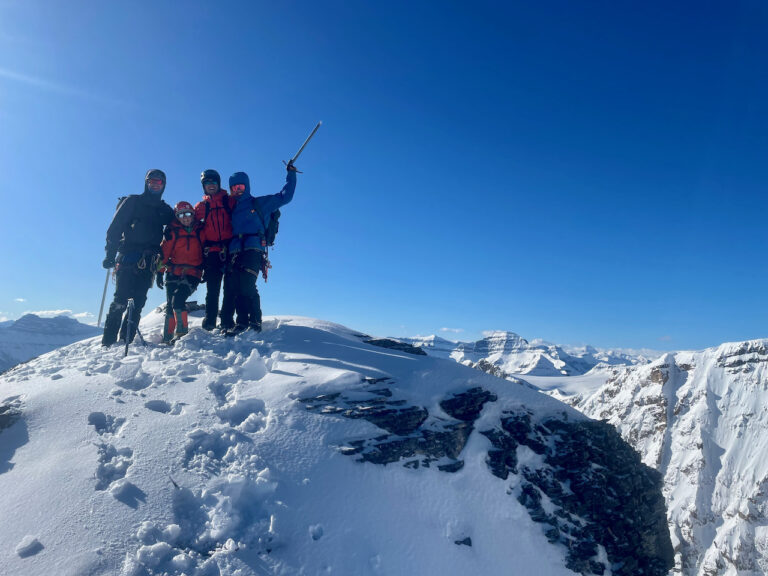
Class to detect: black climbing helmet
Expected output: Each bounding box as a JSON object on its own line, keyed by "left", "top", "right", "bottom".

{"left": 200, "top": 169, "right": 221, "bottom": 189}
{"left": 144, "top": 169, "right": 166, "bottom": 194}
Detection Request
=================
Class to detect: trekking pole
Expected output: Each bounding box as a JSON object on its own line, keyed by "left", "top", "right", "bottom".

{"left": 97, "top": 269, "right": 111, "bottom": 327}
{"left": 124, "top": 299, "right": 135, "bottom": 357}
{"left": 286, "top": 121, "right": 322, "bottom": 167}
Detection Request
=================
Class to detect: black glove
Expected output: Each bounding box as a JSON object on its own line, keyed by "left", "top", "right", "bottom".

{"left": 156, "top": 273, "right": 164, "bottom": 289}
{"left": 102, "top": 255, "right": 116, "bottom": 269}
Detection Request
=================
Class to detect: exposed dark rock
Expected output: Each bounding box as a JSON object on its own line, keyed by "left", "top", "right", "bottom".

{"left": 0, "top": 396, "right": 22, "bottom": 431}
{"left": 440, "top": 387, "right": 497, "bottom": 422}
{"left": 717, "top": 342, "right": 768, "bottom": 368}
{"left": 300, "top": 382, "right": 427, "bottom": 435}
{"left": 343, "top": 419, "right": 474, "bottom": 468}
{"left": 473, "top": 359, "right": 510, "bottom": 379}
{"left": 650, "top": 366, "right": 669, "bottom": 384}
{"left": 481, "top": 413, "right": 674, "bottom": 576}
{"left": 363, "top": 338, "right": 427, "bottom": 356}
{"left": 438, "top": 460, "right": 465, "bottom": 473}
{"left": 454, "top": 537, "right": 472, "bottom": 547}
{"left": 300, "top": 383, "right": 497, "bottom": 472}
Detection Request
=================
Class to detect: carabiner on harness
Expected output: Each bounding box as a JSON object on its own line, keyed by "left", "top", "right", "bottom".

{"left": 262, "top": 257, "right": 272, "bottom": 282}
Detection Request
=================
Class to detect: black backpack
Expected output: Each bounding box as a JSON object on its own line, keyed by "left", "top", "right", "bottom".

{"left": 251, "top": 200, "right": 281, "bottom": 247}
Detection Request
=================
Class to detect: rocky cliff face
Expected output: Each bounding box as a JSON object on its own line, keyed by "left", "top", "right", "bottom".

{"left": 573, "top": 340, "right": 768, "bottom": 575}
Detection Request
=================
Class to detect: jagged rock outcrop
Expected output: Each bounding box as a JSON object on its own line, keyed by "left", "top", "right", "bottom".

{"left": 362, "top": 338, "right": 428, "bottom": 356}
{"left": 482, "top": 412, "right": 673, "bottom": 576}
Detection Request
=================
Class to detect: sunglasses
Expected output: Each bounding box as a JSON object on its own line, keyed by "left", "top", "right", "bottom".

{"left": 176, "top": 211, "right": 194, "bottom": 218}
{"left": 202, "top": 180, "right": 217, "bottom": 186}
{"left": 148, "top": 178, "right": 164, "bottom": 186}
{"left": 230, "top": 184, "right": 246, "bottom": 193}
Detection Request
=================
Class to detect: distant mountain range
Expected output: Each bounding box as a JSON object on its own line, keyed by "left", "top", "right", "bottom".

{"left": 0, "top": 314, "right": 101, "bottom": 374}
{"left": 399, "top": 331, "right": 661, "bottom": 377}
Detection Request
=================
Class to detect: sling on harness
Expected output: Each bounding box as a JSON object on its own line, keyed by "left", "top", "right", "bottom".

{"left": 249, "top": 199, "right": 280, "bottom": 282}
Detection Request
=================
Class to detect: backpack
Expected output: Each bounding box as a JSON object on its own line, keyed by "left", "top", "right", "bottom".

{"left": 203, "top": 194, "right": 233, "bottom": 221}
{"left": 251, "top": 199, "right": 281, "bottom": 247}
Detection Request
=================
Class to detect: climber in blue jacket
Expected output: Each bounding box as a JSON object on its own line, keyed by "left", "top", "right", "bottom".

{"left": 222, "top": 165, "right": 298, "bottom": 336}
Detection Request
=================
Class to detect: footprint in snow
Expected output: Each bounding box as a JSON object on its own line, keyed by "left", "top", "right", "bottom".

{"left": 88, "top": 412, "right": 126, "bottom": 435}
{"left": 95, "top": 442, "right": 133, "bottom": 491}
{"left": 183, "top": 427, "right": 252, "bottom": 475}
{"left": 216, "top": 397, "right": 267, "bottom": 432}
{"left": 144, "top": 400, "right": 184, "bottom": 415}
{"left": 15, "top": 535, "right": 44, "bottom": 558}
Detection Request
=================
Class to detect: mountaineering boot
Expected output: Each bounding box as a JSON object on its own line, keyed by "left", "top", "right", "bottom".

{"left": 249, "top": 322, "right": 262, "bottom": 334}
{"left": 218, "top": 314, "right": 235, "bottom": 333}
{"left": 102, "top": 302, "right": 126, "bottom": 347}
{"left": 172, "top": 309, "right": 189, "bottom": 342}
{"left": 225, "top": 324, "right": 248, "bottom": 338}
{"left": 218, "top": 310, "right": 234, "bottom": 333}
{"left": 162, "top": 314, "right": 176, "bottom": 344}
{"left": 201, "top": 316, "right": 216, "bottom": 331}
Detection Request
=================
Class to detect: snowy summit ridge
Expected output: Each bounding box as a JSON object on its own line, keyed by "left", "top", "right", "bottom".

{"left": 0, "top": 314, "right": 672, "bottom": 575}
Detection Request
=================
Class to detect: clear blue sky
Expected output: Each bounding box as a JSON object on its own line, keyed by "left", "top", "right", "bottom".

{"left": 1, "top": 0, "right": 767, "bottom": 351}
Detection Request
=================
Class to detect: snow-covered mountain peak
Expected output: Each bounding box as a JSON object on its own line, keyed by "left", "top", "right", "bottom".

{"left": 9, "top": 313, "right": 96, "bottom": 335}
{"left": 0, "top": 313, "right": 673, "bottom": 576}
{"left": 570, "top": 337, "right": 768, "bottom": 575}
{"left": 0, "top": 314, "right": 101, "bottom": 374}
{"left": 476, "top": 330, "right": 529, "bottom": 350}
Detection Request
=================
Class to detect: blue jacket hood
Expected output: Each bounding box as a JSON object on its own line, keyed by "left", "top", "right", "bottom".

{"left": 229, "top": 172, "right": 250, "bottom": 196}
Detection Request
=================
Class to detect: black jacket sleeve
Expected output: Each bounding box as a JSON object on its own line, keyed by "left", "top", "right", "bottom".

{"left": 160, "top": 201, "right": 174, "bottom": 225}
{"left": 104, "top": 196, "right": 134, "bottom": 258}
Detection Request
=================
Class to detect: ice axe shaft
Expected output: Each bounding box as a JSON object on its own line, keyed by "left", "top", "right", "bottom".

{"left": 97, "top": 269, "right": 111, "bottom": 327}
{"left": 288, "top": 121, "right": 322, "bottom": 166}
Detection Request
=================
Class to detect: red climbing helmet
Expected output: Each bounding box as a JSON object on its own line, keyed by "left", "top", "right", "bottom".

{"left": 175, "top": 201, "right": 194, "bottom": 219}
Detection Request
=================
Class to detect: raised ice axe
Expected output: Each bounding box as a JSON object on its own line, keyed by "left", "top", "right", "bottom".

{"left": 285, "top": 121, "right": 322, "bottom": 169}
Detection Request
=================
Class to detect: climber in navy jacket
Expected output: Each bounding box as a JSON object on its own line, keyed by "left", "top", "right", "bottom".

{"left": 222, "top": 166, "right": 297, "bottom": 335}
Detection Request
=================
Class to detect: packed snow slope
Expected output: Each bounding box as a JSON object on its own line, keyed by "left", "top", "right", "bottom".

{"left": 553, "top": 341, "right": 768, "bottom": 576}
{"left": 0, "top": 314, "right": 101, "bottom": 374}
{"left": 0, "top": 314, "right": 672, "bottom": 576}
{"left": 401, "top": 331, "right": 657, "bottom": 377}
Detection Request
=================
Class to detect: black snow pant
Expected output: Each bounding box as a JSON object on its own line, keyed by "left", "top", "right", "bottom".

{"left": 102, "top": 260, "right": 154, "bottom": 346}
{"left": 201, "top": 250, "right": 231, "bottom": 329}
{"left": 165, "top": 274, "right": 199, "bottom": 314}
{"left": 225, "top": 250, "right": 264, "bottom": 329}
